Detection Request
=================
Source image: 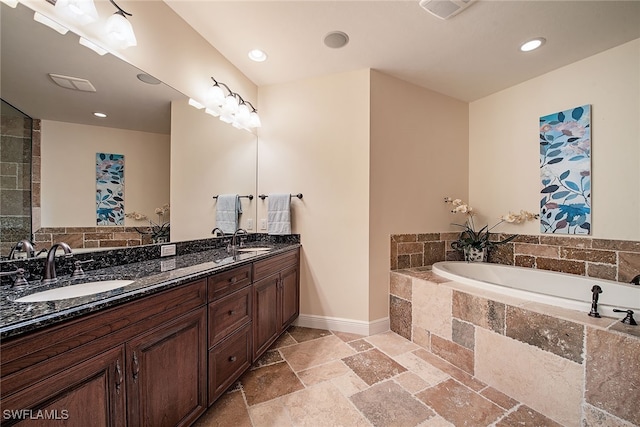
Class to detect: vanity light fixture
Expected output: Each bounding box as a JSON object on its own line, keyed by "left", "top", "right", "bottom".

{"left": 106, "top": 0, "right": 137, "bottom": 49}
{"left": 520, "top": 37, "right": 546, "bottom": 52}
{"left": 54, "top": 0, "right": 99, "bottom": 26}
{"left": 79, "top": 37, "right": 107, "bottom": 55}
{"left": 0, "top": 0, "right": 19, "bottom": 8}
{"left": 191, "top": 78, "right": 261, "bottom": 131}
{"left": 248, "top": 49, "right": 267, "bottom": 62}
{"left": 33, "top": 11, "right": 69, "bottom": 35}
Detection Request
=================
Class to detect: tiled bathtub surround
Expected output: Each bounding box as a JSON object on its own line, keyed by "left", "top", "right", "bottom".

{"left": 390, "top": 233, "right": 640, "bottom": 283}
{"left": 389, "top": 268, "right": 640, "bottom": 426}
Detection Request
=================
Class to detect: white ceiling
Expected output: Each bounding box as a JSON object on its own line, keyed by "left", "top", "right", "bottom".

{"left": 166, "top": 0, "right": 640, "bottom": 102}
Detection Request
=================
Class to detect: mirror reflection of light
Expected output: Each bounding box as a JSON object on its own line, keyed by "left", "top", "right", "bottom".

{"left": 0, "top": 0, "right": 18, "bottom": 8}
{"left": 79, "top": 37, "right": 108, "bottom": 56}
{"left": 33, "top": 12, "right": 69, "bottom": 35}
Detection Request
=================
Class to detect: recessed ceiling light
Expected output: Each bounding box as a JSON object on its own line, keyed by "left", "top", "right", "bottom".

{"left": 520, "top": 37, "right": 546, "bottom": 52}
{"left": 93, "top": 112, "right": 107, "bottom": 118}
{"left": 248, "top": 49, "right": 268, "bottom": 62}
{"left": 324, "top": 31, "right": 349, "bottom": 49}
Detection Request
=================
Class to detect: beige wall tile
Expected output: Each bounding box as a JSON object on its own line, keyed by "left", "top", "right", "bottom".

{"left": 412, "top": 278, "right": 453, "bottom": 340}
{"left": 475, "top": 328, "right": 583, "bottom": 427}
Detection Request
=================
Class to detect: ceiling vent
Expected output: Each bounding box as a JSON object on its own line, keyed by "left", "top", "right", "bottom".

{"left": 48, "top": 73, "right": 97, "bottom": 92}
{"left": 419, "top": 0, "right": 476, "bottom": 20}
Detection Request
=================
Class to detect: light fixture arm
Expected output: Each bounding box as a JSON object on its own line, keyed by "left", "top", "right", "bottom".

{"left": 109, "top": 0, "right": 132, "bottom": 17}
{"left": 244, "top": 101, "right": 258, "bottom": 113}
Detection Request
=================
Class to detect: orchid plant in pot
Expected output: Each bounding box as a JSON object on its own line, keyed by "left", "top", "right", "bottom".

{"left": 444, "top": 197, "right": 539, "bottom": 262}
{"left": 125, "top": 204, "right": 170, "bottom": 244}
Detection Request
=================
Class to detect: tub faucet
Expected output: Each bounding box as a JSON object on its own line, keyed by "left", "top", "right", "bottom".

{"left": 42, "top": 242, "right": 73, "bottom": 285}
{"left": 588, "top": 285, "right": 602, "bottom": 318}
{"left": 630, "top": 274, "right": 640, "bottom": 286}
{"left": 613, "top": 309, "right": 637, "bottom": 326}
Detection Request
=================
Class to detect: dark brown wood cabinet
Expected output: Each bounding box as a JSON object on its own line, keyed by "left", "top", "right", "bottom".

{"left": 0, "top": 247, "right": 300, "bottom": 427}
{"left": 252, "top": 249, "right": 300, "bottom": 361}
{"left": 1, "top": 346, "right": 127, "bottom": 427}
{"left": 126, "top": 308, "right": 207, "bottom": 427}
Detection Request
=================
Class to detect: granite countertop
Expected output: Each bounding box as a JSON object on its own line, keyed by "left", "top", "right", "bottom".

{"left": 0, "top": 243, "right": 300, "bottom": 340}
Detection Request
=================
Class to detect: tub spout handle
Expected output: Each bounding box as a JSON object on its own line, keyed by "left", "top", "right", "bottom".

{"left": 612, "top": 309, "right": 637, "bottom": 326}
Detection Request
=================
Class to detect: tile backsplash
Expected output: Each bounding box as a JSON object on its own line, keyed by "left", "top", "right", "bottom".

{"left": 390, "top": 233, "right": 640, "bottom": 283}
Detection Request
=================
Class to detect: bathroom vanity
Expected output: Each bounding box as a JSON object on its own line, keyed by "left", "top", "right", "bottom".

{"left": 0, "top": 245, "right": 300, "bottom": 426}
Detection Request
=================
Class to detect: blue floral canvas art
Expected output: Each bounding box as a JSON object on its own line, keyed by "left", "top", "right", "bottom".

{"left": 96, "top": 153, "right": 125, "bottom": 225}
{"left": 540, "top": 105, "right": 591, "bottom": 234}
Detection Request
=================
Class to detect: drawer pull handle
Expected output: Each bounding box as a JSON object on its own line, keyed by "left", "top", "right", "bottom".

{"left": 229, "top": 277, "right": 237, "bottom": 284}
{"left": 228, "top": 310, "right": 236, "bottom": 316}
{"left": 229, "top": 356, "right": 237, "bottom": 362}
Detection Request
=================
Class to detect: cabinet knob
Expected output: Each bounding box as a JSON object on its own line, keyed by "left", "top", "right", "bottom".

{"left": 228, "top": 356, "right": 237, "bottom": 362}
{"left": 228, "top": 310, "right": 236, "bottom": 316}
{"left": 229, "top": 277, "right": 237, "bottom": 284}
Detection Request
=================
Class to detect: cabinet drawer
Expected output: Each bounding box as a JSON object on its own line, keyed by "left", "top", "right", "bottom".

{"left": 253, "top": 249, "right": 299, "bottom": 282}
{"left": 208, "top": 324, "right": 251, "bottom": 405}
{"left": 208, "top": 287, "right": 252, "bottom": 347}
{"left": 208, "top": 265, "right": 252, "bottom": 301}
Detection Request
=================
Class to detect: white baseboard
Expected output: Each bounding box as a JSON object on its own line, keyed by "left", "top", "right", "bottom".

{"left": 293, "top": 314, "right": 389, "bottom": 336}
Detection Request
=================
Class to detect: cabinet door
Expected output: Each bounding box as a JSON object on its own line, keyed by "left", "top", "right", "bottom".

{"left": 279, "top": 265, "right": 300, "bottom": 331}
{"left": 252, "top": 275, "right": 280, "bottom": 361}
{"left": 126, "top": 308, "right": 206, "bottom": 427}
{"left": 1, "top": 346, "right": 126, "bottom": 427}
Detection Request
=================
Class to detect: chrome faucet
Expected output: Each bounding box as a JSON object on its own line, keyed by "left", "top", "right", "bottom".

{"left": 227, "top": 229, "right": 248, "bottom": 253}
{"left": 42, "top": 242, "right": 73, "bottom": 285}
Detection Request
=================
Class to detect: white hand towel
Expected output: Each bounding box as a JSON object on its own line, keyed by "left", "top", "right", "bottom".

{"left": 267, "top": 193, "right": 291, "bottom": 235}
{"left": 216, "top": 194, "right": 241, "bottom": 234}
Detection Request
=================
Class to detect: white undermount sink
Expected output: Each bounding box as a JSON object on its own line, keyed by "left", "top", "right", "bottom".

{"left": 15, "top": 280, "right": 134, "bottom": 303}
{"left": 236, "top": 247, "right": 272, "bottom": 252}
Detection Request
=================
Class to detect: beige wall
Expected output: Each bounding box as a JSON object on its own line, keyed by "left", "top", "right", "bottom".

{"left": 369, "top": 71, "right": 469, "bottom": 320}
{"left": 40, "top": 120, "right": 169, "bottom": 227}
{"left": 170, "top": 99, "right": 257, "bottom": 241}
{"left": 257, "top": 70, "right": 372, "bottom": 328}
{"left": 469, "top": 39, "right": 640, "bottom": 240}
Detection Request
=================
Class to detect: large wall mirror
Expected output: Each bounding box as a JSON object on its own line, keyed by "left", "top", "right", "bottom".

{"left": 0, "top": 2, "right": 258, "bottom": 258}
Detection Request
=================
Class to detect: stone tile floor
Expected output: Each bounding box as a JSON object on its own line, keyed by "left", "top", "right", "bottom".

{"left": 194, "top": 326, "right": 563, "bottom": 427}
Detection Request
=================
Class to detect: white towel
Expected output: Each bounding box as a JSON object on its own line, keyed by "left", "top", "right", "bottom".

{"left": 267, "top": 193, "right": 291, "bottom": 235}
{"left": 216, "top": 194, "right": 242, "bottom": 234}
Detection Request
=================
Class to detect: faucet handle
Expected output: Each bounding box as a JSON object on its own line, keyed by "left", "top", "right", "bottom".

{"left": 72, "top": 259, "right": 94, "bottom": 279}
{"left": 613, "top": 309, "right": 637, "bottom": 326}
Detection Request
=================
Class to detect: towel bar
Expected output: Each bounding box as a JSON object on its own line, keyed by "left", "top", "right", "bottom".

{"left": 212, "top": 195, "right": 254, "bottom": 200}
{"left": 258, "top": 193, "right": 303, "bottom": 200}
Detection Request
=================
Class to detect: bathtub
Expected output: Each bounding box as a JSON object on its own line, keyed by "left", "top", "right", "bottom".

{"left": 432, "top": 261, "right": 640, "bottom": 319}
